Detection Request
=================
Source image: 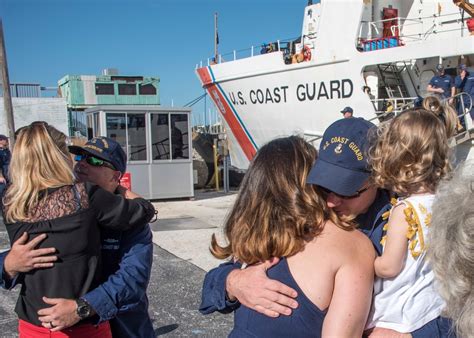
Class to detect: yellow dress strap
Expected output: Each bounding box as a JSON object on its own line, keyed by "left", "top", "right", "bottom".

{"left": 403, "top": 200, "right": 428, "bottom": 259}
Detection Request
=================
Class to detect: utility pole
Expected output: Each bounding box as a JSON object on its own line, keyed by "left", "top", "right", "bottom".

{"left": 0, "top": 19, "right": 15, "bottom": 146}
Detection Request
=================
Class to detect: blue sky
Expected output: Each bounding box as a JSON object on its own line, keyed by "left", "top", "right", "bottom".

{"left": 1, "top": 0, "right": 311, "bottom": 123}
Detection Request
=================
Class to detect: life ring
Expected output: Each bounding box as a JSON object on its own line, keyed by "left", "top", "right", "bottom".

{"left": 303, "top": 45, "right": 312, "bottom": 61}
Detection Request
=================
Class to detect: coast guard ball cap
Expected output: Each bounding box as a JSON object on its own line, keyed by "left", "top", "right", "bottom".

{"left": 436, "top": 64, "right": 445, "bottom": 72}
{"left": 69, "top": 136, "right": 126, "bottom": 174}
{"left": 459, "top": 64, "right": 467, "bottom": 71}
{"left": 307, "top": 118, "right": 375, "bottom": 196}
{"left": 340, "top": 106, "right": 353, "bottom": 114}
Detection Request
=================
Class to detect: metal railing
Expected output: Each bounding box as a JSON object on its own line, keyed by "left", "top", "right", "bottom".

{"left": 196, "top": 36, "right": 299, "bottom": 69}
{"left": 358, "top": 11, "right": 468, "bottom": 51}
{"left": 304, "top": 92, "right": 474, "bottom": 144}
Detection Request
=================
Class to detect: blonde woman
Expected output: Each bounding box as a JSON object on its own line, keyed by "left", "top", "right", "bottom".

{"left": 2, "top": 122, "right": 155, "bottom": 337}
{"left": 428, "top": 162, "right": 474, "bottom": 338}
{"left": 210, "top": 136, "right": 374, "bottom": 337}
{"left": 367, "top": 109, "right": 451, "bottom": 335}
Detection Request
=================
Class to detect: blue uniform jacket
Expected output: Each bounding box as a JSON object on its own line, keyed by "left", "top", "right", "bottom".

{"left": 199, "top": 190, "right": 392, "bottom": 314}
{"left": 0, "top": 224, "right": 154, "bottom": 338}
{"left": 429, "top": 75, "right": 454, "bottom": 98}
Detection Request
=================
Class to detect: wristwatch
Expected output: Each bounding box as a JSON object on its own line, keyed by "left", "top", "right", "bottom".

{"left": 76, "top": 298, "right": 92, "bottom": 319}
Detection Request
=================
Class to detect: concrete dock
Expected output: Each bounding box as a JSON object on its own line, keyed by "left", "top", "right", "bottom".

{"left": 0, "top": 189, "right": 238, "bottom": 337}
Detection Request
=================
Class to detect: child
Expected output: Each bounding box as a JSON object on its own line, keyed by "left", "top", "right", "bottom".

{"left": 367, "top": 109, "right": 451, "bottom": 334}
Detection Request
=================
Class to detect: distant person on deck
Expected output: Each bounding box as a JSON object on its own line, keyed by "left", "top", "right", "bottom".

{"left": 459, "top": 64, "right": 474, "bottom": 121}
{"left": 340, "top": 106, "right": 354, "bottom": 118}
{"left": 427, "top": 64, "right": 455, "bottom": 103}
{"left": 454, "top": 64, "right": 470, "bottom": 129}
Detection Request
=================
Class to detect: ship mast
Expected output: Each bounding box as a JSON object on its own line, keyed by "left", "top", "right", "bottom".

{"left": 214, "top": 12, "right": 219, "bottom": 63}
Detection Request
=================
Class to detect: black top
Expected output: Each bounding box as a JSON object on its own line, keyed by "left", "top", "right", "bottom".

{"left": 4, "top": 182, "right": 155, "bottom": 326}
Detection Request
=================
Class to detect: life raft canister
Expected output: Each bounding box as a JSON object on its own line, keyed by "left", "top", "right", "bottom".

{"left": 303, "top": 45, "right": 312, "bottom": 61}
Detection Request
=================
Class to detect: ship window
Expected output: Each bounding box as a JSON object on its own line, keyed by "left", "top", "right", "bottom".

{"left": 95, "top": 83, "right": 115, "bottom": 95}
{"left": 139, "top": 84, "right": 157, "bottom": 95}
{"left": 118, "top": 84, "right": 137, "bottom": 95}
{"left": 170, "top": 114, "right": 189, "bottom": 159}
{"left": 151, "top": 114, "right": 170, "bottom": 160}
{"left": 127, "top": 113, "right": 147, "bottom": 161}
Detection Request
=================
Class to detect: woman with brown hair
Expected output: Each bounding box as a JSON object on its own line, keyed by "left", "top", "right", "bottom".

{"left": 210, "top": 135, "right": 374, "bottom": 337}
{"left": 2, "top": 122, "right": 155, "bottom": 337}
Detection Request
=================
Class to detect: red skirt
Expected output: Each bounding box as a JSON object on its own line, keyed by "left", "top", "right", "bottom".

{"left": 19, "top": 319, "right": 112, "bottom": 338}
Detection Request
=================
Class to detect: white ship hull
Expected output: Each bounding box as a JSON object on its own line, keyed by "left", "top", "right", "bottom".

{"left": 197, "top": 0, "right": 474, "bottom": 169}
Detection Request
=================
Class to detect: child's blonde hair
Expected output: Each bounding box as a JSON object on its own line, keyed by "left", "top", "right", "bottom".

{"left": 369, "top": 109, "right": 451, "bottom": 196}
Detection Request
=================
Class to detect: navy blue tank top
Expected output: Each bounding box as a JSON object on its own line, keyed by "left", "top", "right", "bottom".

{"left": 229, "top": 257, "right": 327, "bottom": 337}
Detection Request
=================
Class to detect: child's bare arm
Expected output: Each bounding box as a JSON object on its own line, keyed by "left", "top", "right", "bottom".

{"left": 374, "top": 205, "right": 408, "bottom": 278}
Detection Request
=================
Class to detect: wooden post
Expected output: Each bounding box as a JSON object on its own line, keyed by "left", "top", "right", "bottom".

{"left": 0, "top": 19, "right": 15, "bottom": 146}
{"left": 213, "top": 138, "right": 219, "bottom": 191}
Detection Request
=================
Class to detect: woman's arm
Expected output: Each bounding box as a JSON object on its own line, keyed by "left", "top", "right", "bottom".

{"left": 374, "top": 205, "right": 408, "bottom": 278}
{"left": 322, "top": 239, "right": 374, "bottom": 337}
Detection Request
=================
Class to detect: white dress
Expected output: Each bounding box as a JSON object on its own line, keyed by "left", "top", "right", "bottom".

{"left": 366, "top": 194, "right": 445, "bottom": 333}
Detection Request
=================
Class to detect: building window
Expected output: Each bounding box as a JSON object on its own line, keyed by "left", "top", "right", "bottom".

{"left": 127, "top": 114, "right": 147, "bottom": 161}
{"left": 139, "top": 84, "right": 157, "bottom": 95}
{"left": 170, "top": 114, "right": 189, "bottom": 159}
{"left": 106, "top": 113, "right": 127, "bottom": 152}
{"left": 95, "top": 83, "right": 114, "bottom": 95}
{"left": 118, "top": 84, "right": 137, "bottom": 95}
{"left": 151, "top": 114, "right": 170, "bottom": 160}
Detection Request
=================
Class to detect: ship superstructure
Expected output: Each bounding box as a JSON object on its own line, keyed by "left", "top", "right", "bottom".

{"left": 197, "top": 0, "right": 474, "bottom": 169}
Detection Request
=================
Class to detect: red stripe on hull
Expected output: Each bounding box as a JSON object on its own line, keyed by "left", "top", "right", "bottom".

{"left": 196, "top": 67, "right": 213, "bottom": 86}
{"left": 206, "top": 84, "right": 256, "bottom": 161}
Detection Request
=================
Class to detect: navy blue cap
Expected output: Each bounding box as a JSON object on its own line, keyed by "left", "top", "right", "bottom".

{"left": 436, "top": 64, "right": 444, "bottom": 72}
{"left": 307, "top": 118, "right": 375, "bottom": 196}
{"left": 341, "top": 106, "right": 353, "bottom": 114}
{"left": 459, "top": 64, "right": 467, "bottom": 71}
{"left": 69, "top": 137, "right": 127, "bottom": 173}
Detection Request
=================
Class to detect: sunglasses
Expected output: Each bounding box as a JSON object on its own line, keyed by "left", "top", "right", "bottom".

{"left": 74, "top": 154, "right": 116, "bottom": 171}
{"left": 320, "top": 184, "right": 372, "bottom": 200}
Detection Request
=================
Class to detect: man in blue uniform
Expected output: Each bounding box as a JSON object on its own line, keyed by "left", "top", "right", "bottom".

{"left": 461, "top": 66, "right": 474, "bottom": 121}
{"left": 454, "top": 64, "right": 470, "bottom": 129}
{"left": 427, "top": 64, "right": 455, "bottom": 102}
{"left": 0, "top": 137, "right": 154, "bottom": 338}
{"left": 340, "top": 106, "right": 354, "bottom": 118}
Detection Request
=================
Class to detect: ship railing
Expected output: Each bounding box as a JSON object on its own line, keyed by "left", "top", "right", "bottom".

{"left": 196, "top": 36, "right": 300, "bottom": 68}
{"left": 358, "top": 11, "right": 467, "bottom": 51}
{"left": 305, "top": 93, "right": 473, "bottom": 145}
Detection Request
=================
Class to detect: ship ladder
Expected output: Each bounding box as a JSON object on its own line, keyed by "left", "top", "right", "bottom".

{"left": 377, "top": 63, "right": 410, "bottom": 110}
